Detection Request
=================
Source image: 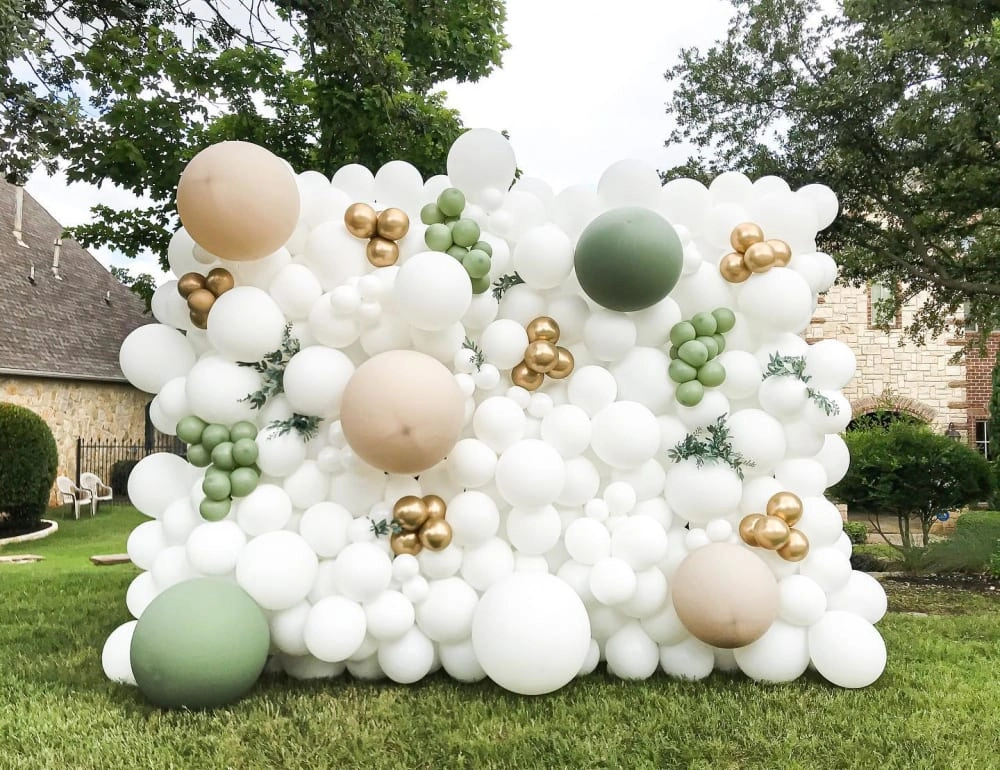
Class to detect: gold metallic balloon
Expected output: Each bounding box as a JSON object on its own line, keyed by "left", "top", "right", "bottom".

{"left": 767, "top": 238, "right": 792, "bottom": 267}
{"left": 177, "top": 272, "right": 206, "bottom": 298}
{"left": 376, "top": 208, "right": 410, "bottom": 241}
{"left": 422, "top": 494, "right": 447, "bottom": 520}
{"left": 548, "top": 347, "right": 575, "bottom": 380}
{"left": 511, "top": 361, "right": 544, "bottom": 391}
{"left": 204, "top": 267, "right": 235, "bottom": 297}
{"left": 187, "top": 288, "right": 216, "bottom": 314}
{"left": 366, "top": 236, "right": 399, "bottom": 268}
{"left": 743, "top": 242, "right": 777, "bottom": 273}
{"left": 777, "top": 529, "right": 810, "bottom": 562}
{"left": 393, "top": 495, "right": 429, "bottom": 531}
{"left": 189, "top": 308, "right": 209, "bottom": 330}
{"left": 419, "top": 518, "right": 453, "bottom": 551}
{"left": 391, "top": 531, "right": 423, "bottom": 556}
{"left": 739, "top": 513, "right": 765, "bottom": 546}
{"left": 730, "top": 222, "right": 765, "bottom": 253}
{"left": 719, "top": 252, "right": 752, "bottom": 283}
{"left": 753, "top": 515, "right": 792, "bottom": 550}
{"left": 344, "top": 202, "right": 378, "bottom": 239}
{"left": 526, "top": 316, "right": 560, "bottom": 344}
{"left": 766, "top": 491, "right": 804, "bottom": 526}
{"left": 523, "top": 340, "right": 559, "bottom": 374}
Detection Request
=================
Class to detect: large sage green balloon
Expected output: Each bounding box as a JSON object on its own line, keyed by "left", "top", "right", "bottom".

{"left": 130, "top": 578, "right": 270, "bottom": 709}
{"left": 573, "top": 207, "right": 683, "bottom": 311}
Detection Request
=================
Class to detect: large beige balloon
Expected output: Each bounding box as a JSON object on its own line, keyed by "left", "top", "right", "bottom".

{"left": 176, "top": 141, "right": 300, "bottom": 261}
{"left": 340, "top": 350, "right": 465, "bottom": 474}
{"left": 671, "top": 543, "right": 779, "bottom": 649}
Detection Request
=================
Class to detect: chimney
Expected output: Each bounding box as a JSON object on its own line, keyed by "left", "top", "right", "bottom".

{"left": 51, "top": 237, "right": 62, "bottom": 280}
{"left": 12, "top": 186, "right": 28, "bottom": 247}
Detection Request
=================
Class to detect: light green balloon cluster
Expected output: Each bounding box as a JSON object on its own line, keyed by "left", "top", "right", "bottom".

{"left": 176, "top": 416, "right": 260, "bottom": 520}
{"left": 667, "top": 308, "right": 736, "bottom": 407}
{"left": 421, "top": 187, "right": 493, "bottom": 294}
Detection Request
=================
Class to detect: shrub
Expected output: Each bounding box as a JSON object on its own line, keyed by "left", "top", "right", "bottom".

{"left": 831, "top": 422, "right": 994, "bottom": 555}
{"left": 850, "top": 544, "right": 903, "bottom": 572}
{"left": 843, "top": 521, "right": 868, "bottom": 545}
{"left": 990, "top": 548, "right": 1000, "bottom": 580}
{"left": 110, "top": 459, "right": 140, "bottom": 498}
{"left": 0, "top": 402, "right": 58, "bottom": 536}
{"left": 924, "top": 511, "right": 1000, "bottom": 573}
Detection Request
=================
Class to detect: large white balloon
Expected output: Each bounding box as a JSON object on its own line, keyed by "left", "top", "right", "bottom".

{"left": 119, "top": 324, "right": 196, "bottom": 394}
{"left": 808, "top": 611, "right": 887, "bottom": 688}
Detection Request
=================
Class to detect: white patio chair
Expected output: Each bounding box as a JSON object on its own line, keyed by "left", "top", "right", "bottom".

{"left": 80, "top": 472, "right": 113, "bottom": 512}
{"left": 55, "top": 475, "right": 94, "bottom": 519}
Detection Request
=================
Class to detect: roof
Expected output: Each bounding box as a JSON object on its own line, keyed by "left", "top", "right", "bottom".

{"left": 0, "top": 179, "right": 153, "bottom": 383}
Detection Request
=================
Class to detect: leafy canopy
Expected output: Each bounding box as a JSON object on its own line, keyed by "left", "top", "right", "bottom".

{"left": 665, "top": 0, "right": 1000, "bottom": 342}
{"left": 3, "top": 0, "right": 508, "bottom": 268}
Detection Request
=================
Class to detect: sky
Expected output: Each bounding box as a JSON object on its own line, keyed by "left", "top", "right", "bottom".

{"left": 23, "top": 0, "right": 735, "bottom": 282}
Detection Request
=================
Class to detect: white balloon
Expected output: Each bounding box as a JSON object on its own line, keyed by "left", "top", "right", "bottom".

{"left": 127, "top": 520, "right": 168, "bottom": 570}
{"left": 335, "top": 542, "right": 393, "bottom": 603}
{"left": 377, "top": 626, "right": 435, "bottom": 684}
{"left": 102, "top": 621, "right": 138, "bottom": 685}
{"left": 795, "top": 496, "right": 847, "bottom": 548}
{"left": 564, "top": 518, "right": 612, "bottom": 565}
{"left": 659, "top": 636, "right": 715, "bottom": 680}
{"left": 610, "top": 515, "right": 669, "bottom": 570}
{"left": 126, "top": 571, "right": 158, "bottom": 618}
{"left": 799, "top": 546, "right": 853, "bottom": 593}
{"left": 281, "top": 346, "right": 354, "bottom": 419}
{"left": 726, "top": 409, "right": 786, "bottom": 476}
{"left": 160, "top": 497, "right": 201, "bottom": 544}
{"left": 778, "top": 574, "right": 828, "bottom": 627}
{"left": 551, "top": 184, "right": 602, "bottom": 240}
{"left": 590, "top": 557, "right": 637, "bottom": 605}
{"left": 255, "top": 426, "right": 309, "bottom": 478}
{"left": 738, "top": 268, "right": 815, "bottom": 334}
{"left": 393, "top": 251, "right": 472, "bottom": 331}
{"left": 119, "top": 324, "right": 196, "bottom": 394}
{"left": 479, "top": 319, "right": 530, "bottom": 370}
{"left": 269, "top": 263, "right": 323, "bottom": 320}
{"left": 270, "top": 602, "right": 311, "bottom": 656}
{"left": 460, "top": 537, "right": 515, "bottom": 591}
{"left": 506, "top": 504, "right": 562, "bottom": 555}
{"left": 304, "top": 596, "right": 367, "bottom": 662}
{"left": 128, "top": 454, "right": 196, "bottom": 519}
{"left": 813, "top": 434, "right": 851, "bottom": 487}
{"left": 184, "top": 355, "right": 261, "bottom": 425}
{"left": 472, "top": 573, "right": 591, "bottom": 695}
{"left": 598, "top": 159, "right": 662, "bottom": 208}
{"left": 583, "top": 310, "right": 637, "bottom": 362}
{"left": 364, "top": 590, "right": 415, "bottom": 641}
{"left": 606, "top": 622, "right": 660, "bottom": 679}
{"left": 442, "top": 490, "right": 498, "bottom": 548}
{"left": 664, "top": 459, "right": 743, "bottom": 526}
{"left": 495, "top": 440, "right": 566, "bottom": 507}
{"left": 374, "top": 159, "right": 423, "bottom": 211}
{"left": 808, "top": 611, "right": 887, "bottom": 688}
{"left": 447, "top": 128, "right": 517, "bottom": 203}
{"left": 567, "top": 365, "right": 618, "bottom": 416}
{"left": 236, "top": 483, "right": 292, "bottom": 536}
{"left": 417, "top": 544, "right": 463, "bottom": 580}
{"left": 185, "top": 520, "right": 246, "bottom": 575}
{"left": 206, "top": 286, "right": 287, "bottom": 362}
{"left": 658, "top": 178, "right": 712, "bottom": 230}
{"left": 734, "top": 620, "right": 810, "bottom": 683}
{"left": 150, "top": 545, "right": 198, "bottom": 590}
{"left": 775, "top": 458, "right": 829, "bottom": 497}
{"left": 796, "top": 184, "right": 839, "bottom": 230}
{"left": 236, "top": 531, "right": 319, "bottom": 611}
{"left": 331, "top": 164, "right": 375, "bottom": 201}
{"left": 151, "top": 281, "right": 191, "bottom": 330}
{"left": 512, "top": 224, "right": 574, "bottom": 290}
{"left": 415, "top": 577, "right": 479, "bottom": 643}
{"left": 167, "top": 226, "right": 200, "bottom": 276}
{"left": 439, "top": 639, "right": 487, "bottom": 682}
{"left": 826, "top": 571, "right": 888, "bottom": 624}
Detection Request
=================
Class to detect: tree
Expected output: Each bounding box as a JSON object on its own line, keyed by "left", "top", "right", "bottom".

{"left": 832, "top": 421, "right": 994, "bottom": 557}
{"left": 4, "top": 1, "right": 508, "bottom": 267}
{"left": 111, "top": 266, "right": 156, "bottom": 311}
{"left": 664, "top": 0, "right": 1000, "bottom": 342}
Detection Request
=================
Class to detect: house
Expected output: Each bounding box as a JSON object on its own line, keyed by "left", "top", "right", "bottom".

{"left": 0, "top": 179, "right": 154, "bottom": 501}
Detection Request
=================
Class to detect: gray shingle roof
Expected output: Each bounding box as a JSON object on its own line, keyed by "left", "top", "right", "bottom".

{"left": 0, "top": 179, "right": 152, "bottom": 382}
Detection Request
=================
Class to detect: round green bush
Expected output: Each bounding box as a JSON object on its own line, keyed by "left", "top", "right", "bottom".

{"left": 0, "top": 403, "right": 58, "bottom": 536}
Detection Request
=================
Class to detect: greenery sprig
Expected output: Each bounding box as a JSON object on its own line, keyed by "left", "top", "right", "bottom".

{"left": 239, "top": 324, "right": 301, "bottom": 410}
{"left": 667, "top": 414, "right": 755, "bottom": 480}
{"left": 761, "top": 353, "right": 840, "bottom": 416}
{"left": 491, "top": 272, "right": 524, "bottom": 302}
{"left": 370, "top": 518, "right": 403, "bottom": 538}
{"left": 461, "top": 337, "right": 485, "bottom": 372}
{"left": 266, "top": 414, "right": 321, "bottom": 441}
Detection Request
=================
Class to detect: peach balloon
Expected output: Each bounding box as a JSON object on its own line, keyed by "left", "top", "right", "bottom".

{"left": 671, "top": 543, "right": 779, "bottom": 648}
{"left": 176, "top": 141, "right": 300, "bottom": 261}
{"left": 340, "top": 350, "right": 465, "bottom": 474}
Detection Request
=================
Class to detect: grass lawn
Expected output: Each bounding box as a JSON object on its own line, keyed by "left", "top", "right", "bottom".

{"left": 1, "top": 509, "right": 999, "bottom": 770}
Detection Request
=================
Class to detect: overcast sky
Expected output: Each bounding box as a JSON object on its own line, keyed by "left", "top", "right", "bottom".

{"left": 24, "top": 0, "right": 735, "bottom": 280}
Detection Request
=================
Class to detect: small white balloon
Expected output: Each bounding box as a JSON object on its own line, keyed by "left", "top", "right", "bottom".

{"left": 808, "top": 611, "right": 887, "bottom": 688}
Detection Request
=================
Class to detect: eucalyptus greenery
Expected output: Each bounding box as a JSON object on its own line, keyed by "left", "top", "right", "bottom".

{"left": 238, "top": 323, "right": 301, "bottom": 410}
{"left": 762, "top": 353, "right": 840, "bottom": 416}
{"left": 461, "top": 337, "right": 485, "bottom": 372}
{"left": 667, "top": 415, "right": 755, "bottom": 480}
{"left": 266, "top": 414, "right": 321, "bottom": 442}
{"left": 491, "top": 272, "right": 524, "bottom": 302}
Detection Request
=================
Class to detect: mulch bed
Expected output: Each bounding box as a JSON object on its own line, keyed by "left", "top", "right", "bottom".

{"left": 882, "top": 573, "right": 1000, "bottom": 594}
{"left": 0, "top": 519, "right": 55, "bottom": 541}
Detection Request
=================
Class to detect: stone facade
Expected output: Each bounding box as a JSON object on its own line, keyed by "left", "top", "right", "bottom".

{"left": 806, "top": 283, "right": 967, "bottom": 434}
{"left": 0, "top": 375, "right": 149, "bottom": 504}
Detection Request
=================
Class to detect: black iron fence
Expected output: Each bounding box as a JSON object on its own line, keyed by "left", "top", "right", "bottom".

{"left": 75, "top": 437, "right": 186, "bottom": 503}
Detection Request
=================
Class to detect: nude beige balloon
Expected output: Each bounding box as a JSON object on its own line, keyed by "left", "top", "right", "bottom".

{"left": 176, "top": 141, "right": 300, "bottom": 262}
{"left": 340, "top": 350, "right": 465, "bottom": 475}
{"left": 671, "top": 543, "right": 779, "bottom": 649}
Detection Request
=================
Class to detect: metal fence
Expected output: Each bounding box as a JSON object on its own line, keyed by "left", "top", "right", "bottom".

{"left": 75, "top": 437, "right": 186, "bottom": 502}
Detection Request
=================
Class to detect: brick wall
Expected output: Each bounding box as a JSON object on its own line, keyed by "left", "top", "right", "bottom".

{"left": 0, "top": 376, "right": 149, "bottom": 505}
{"left": 962, "top": 332, "right": 1000, "bottom": 441}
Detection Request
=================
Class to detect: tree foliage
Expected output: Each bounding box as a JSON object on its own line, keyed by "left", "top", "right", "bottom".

{"left": 4, "top": 0, "right": 508, "bottom": 267}
{"left": 110, "top": 265, "right": 156, "bottom": 310}
{"left": 665, "top": 0, "right": 1000, "bottom": 341}
{"left": 832, "top": 421, "right": 994, "bottom": 553}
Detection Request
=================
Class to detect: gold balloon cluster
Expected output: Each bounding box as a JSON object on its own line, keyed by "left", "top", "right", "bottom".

{"left": 389, "top": 494, "right": 453, "bottom": 556}
{"left": 719, "top": 222, "right": 793, "bottom": 283}
{"left": 738, "top": 491, "right": 810, "bottom": 562}
{"left": 345, "top": 203, "right": 410, "bottom": 268}
{"left": 510, "top": 317, "right": 575, "bottom": 391}
{"left": 176, "top": 268, "right": 235, "bottom": 329}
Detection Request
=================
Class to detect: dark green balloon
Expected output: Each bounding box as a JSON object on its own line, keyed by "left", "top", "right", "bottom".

{"left": 201, "top": 424, "right": 230, "bottom": 453}
{"left": 186, "top": 443, "right": 211, "bottom": 468}
{"left": 711, "top": 307, "right": 737, "bottom": 333}
{"left": 176, "top": 415, "right": 207, "bottom": 445}
{"left": 130, "top": 578, "right": 269, "bottom": 709}
{"left": 230, "top": 466, "right": 260, "bottom": 498}
{"left": 199, "top": 497, "right": 231, "bottom": 521}
{"left": 573, "top": 207, "right": 683, "bottom": 311}
{"left": 229, "top": 421, "right": 259, "bottom": 442}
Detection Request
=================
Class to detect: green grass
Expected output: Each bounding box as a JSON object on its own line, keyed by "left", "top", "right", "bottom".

{"left": 1, "top": 512, "right": 999, "bottom": 769}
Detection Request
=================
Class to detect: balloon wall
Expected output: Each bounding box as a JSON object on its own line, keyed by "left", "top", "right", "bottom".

{"left": 104, "top": 133, "right": 886, "bottom": 708}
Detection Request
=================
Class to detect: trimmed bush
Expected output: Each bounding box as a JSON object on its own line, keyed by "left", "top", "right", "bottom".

{"left": 843, "top": 521, "right": 868, "bottom": 545}
{"left": 0, "top": 402, "right": 59, "bottom": 536}
{"left": 925, "top": 511, "right": 1000, "bottom": 573}
{"left": 110, "top": 459, "right": 140, "bottom": 498}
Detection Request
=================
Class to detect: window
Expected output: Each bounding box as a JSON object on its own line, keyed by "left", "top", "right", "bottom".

{"left": 868, "top": 282, "right": 900, "bottom": 328}
{"left": 975, "top": 420, "right": 990, "bottom": 459}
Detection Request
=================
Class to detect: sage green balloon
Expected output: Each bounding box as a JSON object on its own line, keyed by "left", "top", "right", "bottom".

{"left": 668, "top": 359, "right": 698, "bottom": 384}
{"left": 186, "top": 443, "right": 211, "bottom": 468}
{"left": 199, "top": 497, "right": 231, "bottom": 521}
{"left": 230, "top": 466, "right": 260, "bottom": 498}
{"left": 713, "top": 333, "right": 727, "bottom": 354}
{"left": 201, "top": 423, "right": 230, "bottom": 453}
{"left": 471, "top": 275, "right": 491, "bottom": 295}
{"left": 437, "top": 187, "right": 466, "bottom": 217}
{"left": 669, "top": 321, "right": 696, "bottom": 348}
{"left": 696, "top": 335, "right": 719, "bottom": 359}
{"left": 420, "top": 203, "right": 444, "bottom": 225}
{"left": 229, "top": 421, "right": 259, "bottom": 442}
{"left": 446, "top": 245, "right": 468, "bottom": 261}
{"left": 202, "top": 469, "right": 231, "bottom": 501}
{"left": 697, "top": 360, "right": 727, "bottom": 388}
{"left": 678, "top": 340, "right": 709, "bottom": 368}
{"left": 130, "top": 578, "right": 269, "bottom": 709}
{"left": 424, "top": 223, "right": 453, "bottom": 251}
{"left": 232, "top": 437, "right": 259, "bottom": 467}
{"left": 176, "top": 415, "right": 207, "bottom": 445}
{"left": 451, "top": 218, "right": 481, "bottom": 248}
{"left": 462, "top": 249, "right": 492, "bottom": 279}
{"left": 676, "top": 380, "right": 705, "bottom": 407}
{"left": 210, "top": 441, "right": 236, "bottom": 471}
{"left": 691, "top": 311, "right": 718, "bottom": 337}
{"left": 573, "top": 207, "right": 683, "bottom": 311}
{"left": 712, "top": 307, "right": 737, "bottom": 333}
{"left": 473, "top": 240, "right": 493, "bottom": 257}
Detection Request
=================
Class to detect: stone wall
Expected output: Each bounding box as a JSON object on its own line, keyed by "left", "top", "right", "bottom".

{"left": 0, "top": 375, "right": 149, "bottom": 505}
{"left": 805, "top": 284, "right": 965, "bottom": 434}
